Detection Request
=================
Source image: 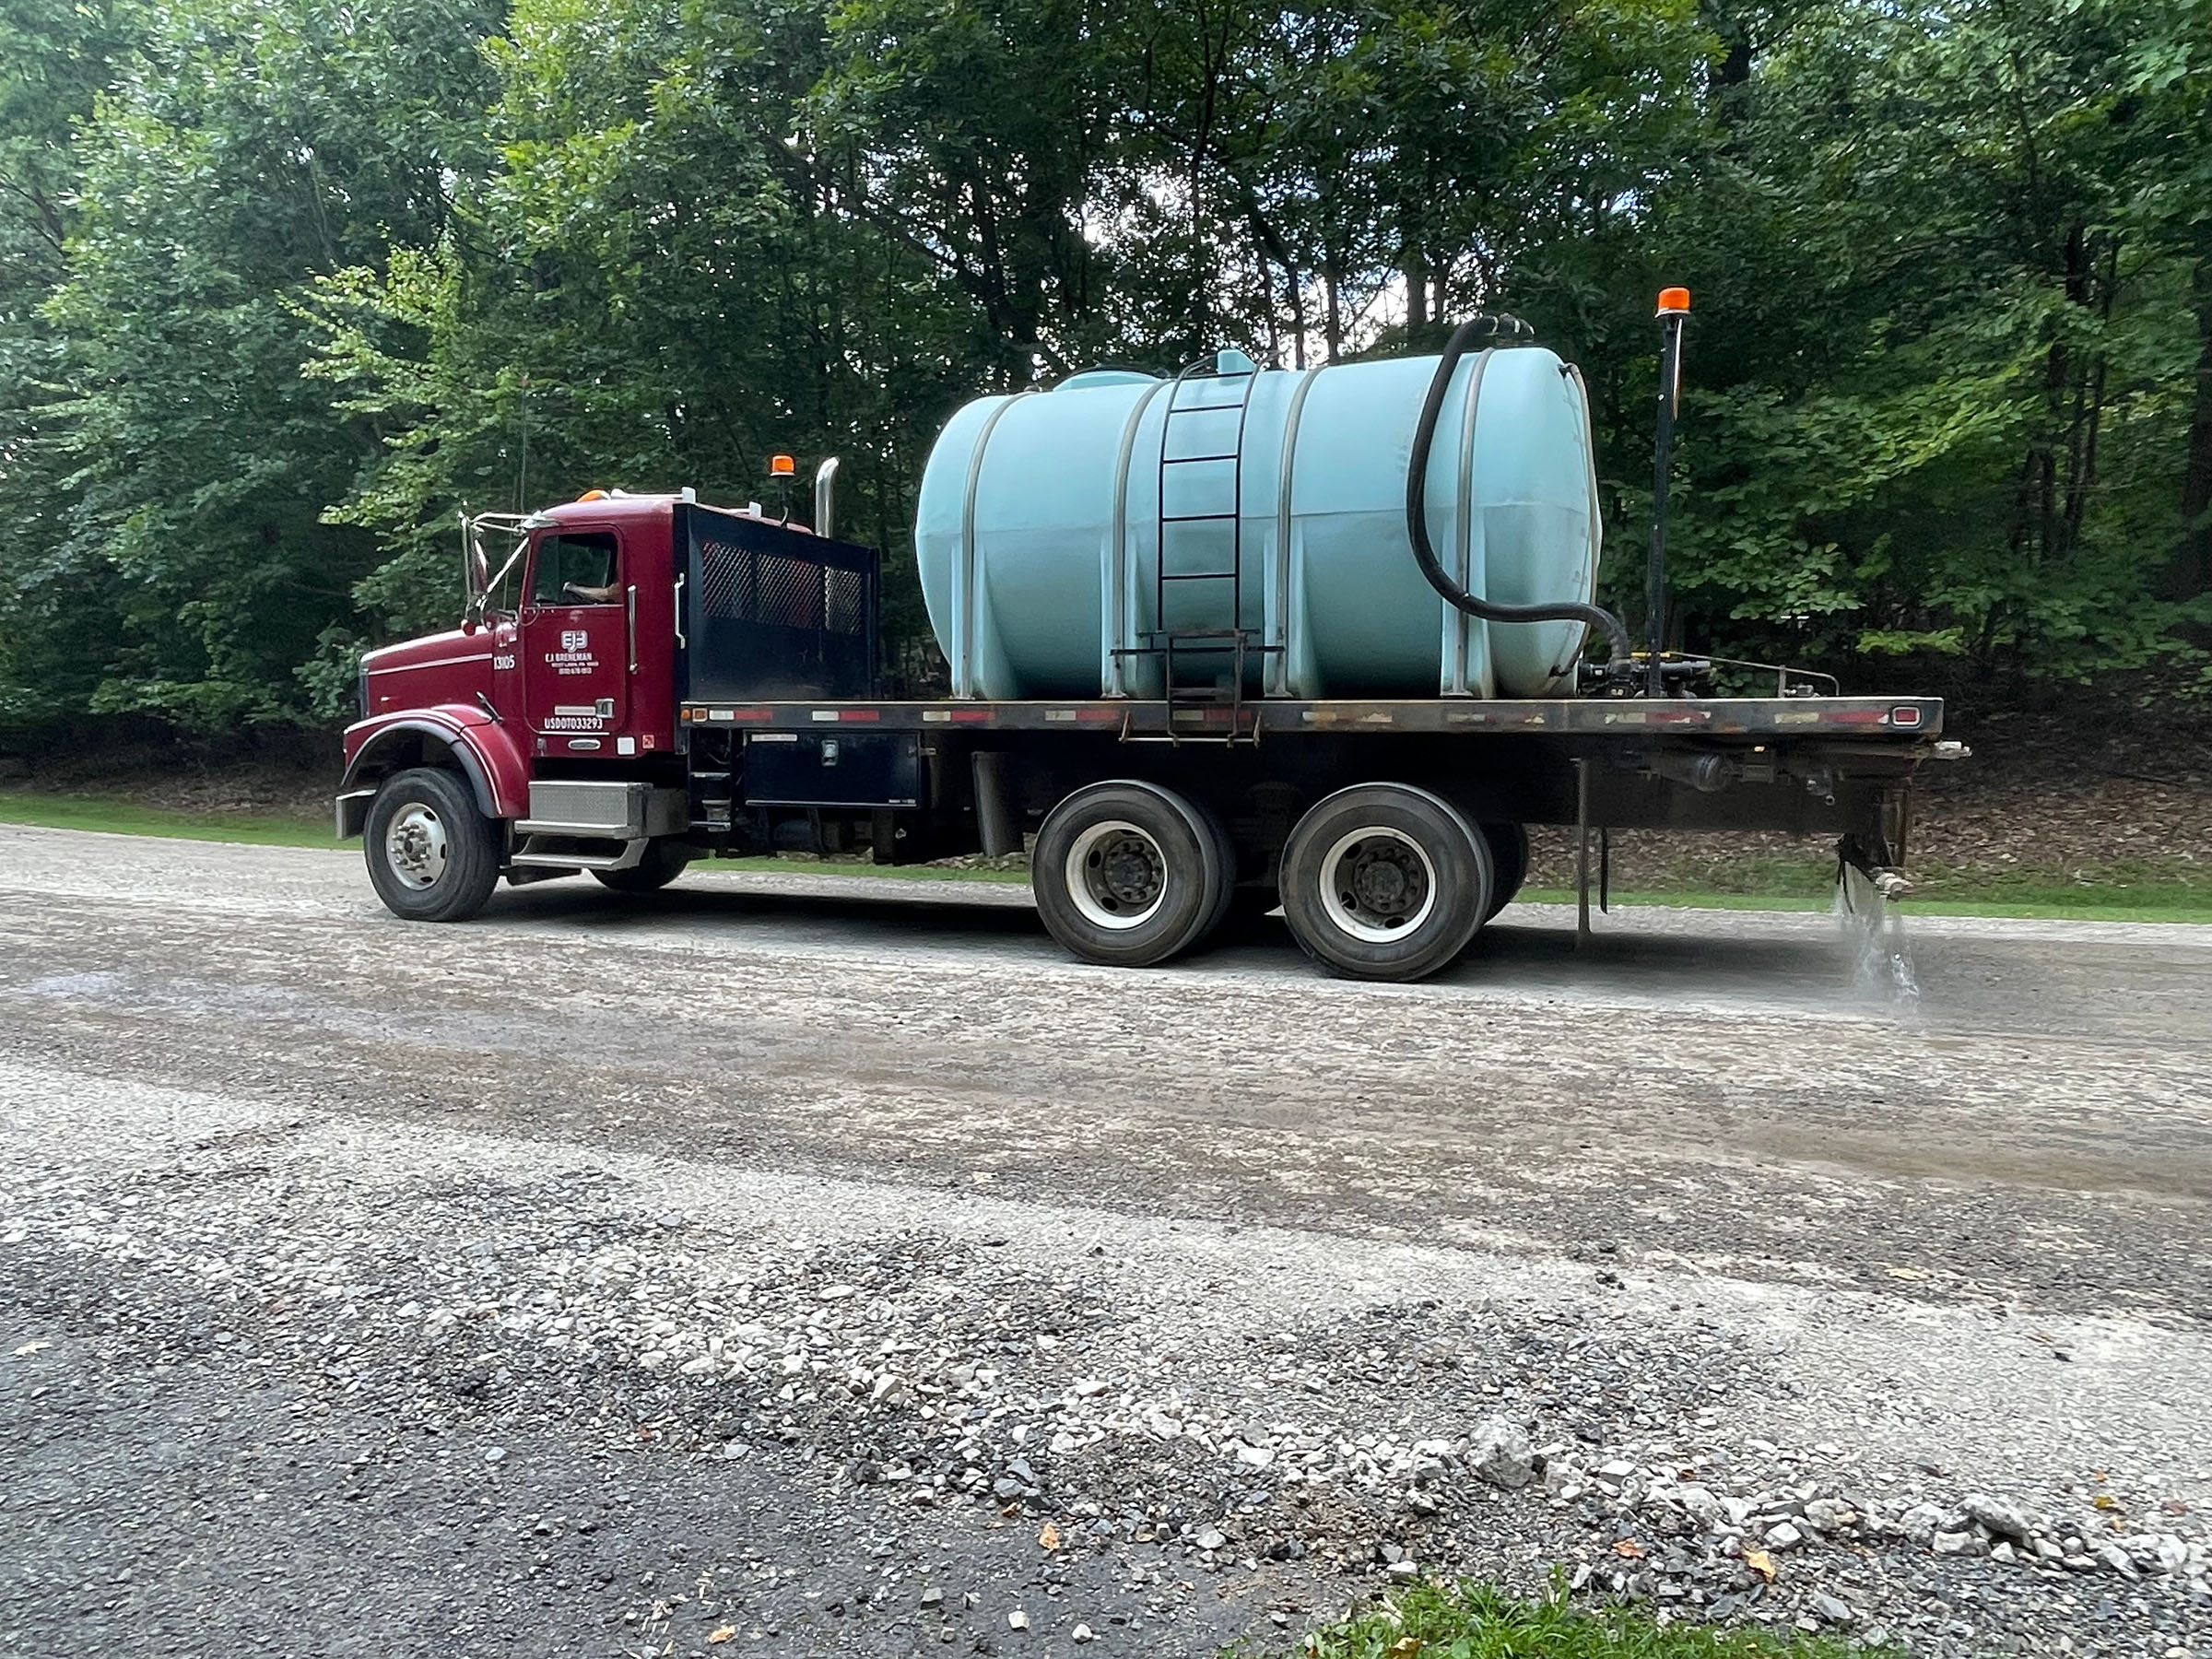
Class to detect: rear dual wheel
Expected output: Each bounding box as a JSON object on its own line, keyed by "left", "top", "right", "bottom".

{"left": 593, "top": 838, "right": 693, "bottom": 893}
{"left": 1278, "top": 783, "right": 1494, "bottom": 982}
{"left": 1481, "top": 820, "right": 1530, "bottom": 921}
{"left": 1032, "top": 781, "right": 1233, "bottom": 968}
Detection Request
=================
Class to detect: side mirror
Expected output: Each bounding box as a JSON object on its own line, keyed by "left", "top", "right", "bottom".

{"left": 461, "top": 511, "right": 492, "bottom": 629}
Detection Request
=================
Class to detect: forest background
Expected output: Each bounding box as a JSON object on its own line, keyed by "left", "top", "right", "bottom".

{"left": 1, "top": 0, "right": 2208, "bottom": 746}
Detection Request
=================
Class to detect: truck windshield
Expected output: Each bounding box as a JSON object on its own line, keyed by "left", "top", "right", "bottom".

{"left": 531, "top": 532, "right": 620, "bottom": 606}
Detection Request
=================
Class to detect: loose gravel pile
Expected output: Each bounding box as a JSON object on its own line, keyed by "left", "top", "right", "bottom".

{"left": 4, "top": 1109, "right": 2206, "bottom": 1656}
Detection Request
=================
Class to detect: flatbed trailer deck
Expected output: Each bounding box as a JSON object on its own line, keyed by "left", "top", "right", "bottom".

{"left": 679, "top": 694, "right": 1939, "bottom": 740}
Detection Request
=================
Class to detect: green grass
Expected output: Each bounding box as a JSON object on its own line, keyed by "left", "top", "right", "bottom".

{"left": 3, "top": 790, "right": 2207, "bottom": 924}
{"left": 0, "top": 789, "right": 335, "bottom": 849}
{"left": 1257, "top": 1582, "right": 1890, "bottom": 1659}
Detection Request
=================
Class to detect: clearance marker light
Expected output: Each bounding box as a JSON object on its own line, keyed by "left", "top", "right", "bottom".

{"left": 576, "top": 488, "right": 608, "bottom": 501}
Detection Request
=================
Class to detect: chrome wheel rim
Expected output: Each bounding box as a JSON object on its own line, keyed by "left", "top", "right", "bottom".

{"left": 385, "top": 804, "right": 450, "bottom": 890}
{"left": 1319, "top": 827, "right": 1436, "bottom": 943}
{"left": 1065, "top": 819, "right": 1168, "bottom": 931}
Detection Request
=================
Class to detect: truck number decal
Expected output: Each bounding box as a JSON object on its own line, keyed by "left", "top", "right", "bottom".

{"left": 491, "top": 653, "right": 515, "bottom": 671}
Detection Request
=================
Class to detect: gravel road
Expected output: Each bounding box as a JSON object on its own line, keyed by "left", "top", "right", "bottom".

{"left": 2, "top": 824, "right": 2208, "bottom": 1658}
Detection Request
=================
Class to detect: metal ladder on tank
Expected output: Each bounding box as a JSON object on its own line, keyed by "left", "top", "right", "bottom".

{"left": 1135, "top": 353, "right": 1276, "bottom": 741}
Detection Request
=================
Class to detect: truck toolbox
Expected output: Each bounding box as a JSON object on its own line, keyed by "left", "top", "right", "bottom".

{"left": 519, "top": 780, "right": 687, "bottom": 839}
{"left": 743, "top": 731, "right": 924, "bottom": 808}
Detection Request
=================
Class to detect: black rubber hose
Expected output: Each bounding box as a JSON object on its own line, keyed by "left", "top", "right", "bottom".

{"left": 1405, "top": 314, "right": 1635, "bottom": 673}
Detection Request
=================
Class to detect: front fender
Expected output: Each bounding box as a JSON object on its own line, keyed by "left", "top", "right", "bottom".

{"left": 339, "top": 707, "right": 532, "bottom": 823}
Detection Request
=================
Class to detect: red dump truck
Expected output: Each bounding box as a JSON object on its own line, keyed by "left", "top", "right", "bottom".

{"left": 337, "top": 304, "right": 1959, "bottom": 982}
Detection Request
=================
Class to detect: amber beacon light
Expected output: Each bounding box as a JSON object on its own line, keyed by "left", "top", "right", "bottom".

{"left": 1645, "top": 287, "right": 1691, "bottom": 695}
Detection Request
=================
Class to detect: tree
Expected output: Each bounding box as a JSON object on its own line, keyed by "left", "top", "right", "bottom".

{"left": 1641, "top": 0, "right": 2210, "bottom": 685}
{"left": 9, "top": 0, "right": 2212, "bottom": 739}
{"left": 0, "top": 0, "right": 134, "bottom": 724}
{"left": 22, "top": 0, "right": 500, "bottom": 728}
{"left": 310, "top": 0, "right": 1007, "bottom": 677}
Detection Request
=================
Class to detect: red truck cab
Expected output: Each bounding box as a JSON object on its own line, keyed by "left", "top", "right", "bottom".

{"left": 352, "top": 489, "right": 683, "bottom": 765}
{"left": 337, "top": 483, "right": 867, "bottom": 919}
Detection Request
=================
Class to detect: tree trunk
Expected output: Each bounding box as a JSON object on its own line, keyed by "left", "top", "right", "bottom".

{"left": 2175, "top": 240, "right": 2212, "bottom": 601}
{"left": 1701, "top": 0, "right": 1754, "bottom": 136}
{"left": 1324, "top": 253, "right": 1341, "bottom": 361}
{"left": 1321, "top": 191, "right": 1342, "bottom": 360}
{"left": 1242, "top": 194, "right": 1305, "bottom": 370}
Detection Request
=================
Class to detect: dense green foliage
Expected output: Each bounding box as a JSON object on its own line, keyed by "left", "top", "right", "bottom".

{"left": 2, "top": 0, "right": 2207, "bottom": 729}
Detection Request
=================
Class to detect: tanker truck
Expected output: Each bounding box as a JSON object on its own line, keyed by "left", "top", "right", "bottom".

{"left": 337, "top": 299, "right": 1959, "bottom": 982}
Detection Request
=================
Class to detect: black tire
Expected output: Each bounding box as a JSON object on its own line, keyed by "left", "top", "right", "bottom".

{"left": 593, "top": 839, "right": 693, "bottom": 893}
{"left": 1480, "top": 821, "right": 1530, "bottom": 922}
{"left": 1195, "top": 799, "right": 1241, "bottom": 945}
{"left": 363, "top": 766, "right": 503, "bottom": 923}
{"left": 1278, "top": 783, "right": 1492, "bottom": 982}
{"left": 1031, "top": 780, "right": 1227, "bottom": 968}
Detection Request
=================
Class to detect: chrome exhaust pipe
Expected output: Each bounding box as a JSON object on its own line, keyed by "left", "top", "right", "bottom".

{"left": 814, "top": 456, "right": 841, "bottom": 540}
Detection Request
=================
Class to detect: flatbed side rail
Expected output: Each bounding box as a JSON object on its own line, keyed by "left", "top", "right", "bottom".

{"left": 678, "top": 696, "right": 1944, "bottom": 742}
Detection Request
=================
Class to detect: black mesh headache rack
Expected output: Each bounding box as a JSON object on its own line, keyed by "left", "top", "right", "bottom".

{"left": 678, "top": 502, "right": 878, "bottom": 703}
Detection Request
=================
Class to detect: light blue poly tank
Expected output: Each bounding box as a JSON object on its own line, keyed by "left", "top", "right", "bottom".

{"left": 914, "top": 346, "right": 1602, "bottom": 700}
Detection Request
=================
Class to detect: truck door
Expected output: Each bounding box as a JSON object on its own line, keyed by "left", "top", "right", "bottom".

{"left": 521, "top": 527, "right": 629, "bottom": 753}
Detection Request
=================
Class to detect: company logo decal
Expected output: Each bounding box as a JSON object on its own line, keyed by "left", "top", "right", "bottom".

{"left": 545, "top": 630, "right": 600, "bottom": 677}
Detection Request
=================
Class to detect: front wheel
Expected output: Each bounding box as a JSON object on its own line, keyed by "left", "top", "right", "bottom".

{"left": 1278, "top": 783, "right": 1492, "bottom": 982}
{"left": 364, "top": 767, "right": 503, "bottom": 923}
{"left": 593, "top": 839, "right": 693, "bottom": 893}
{"left": 1031, "top": 781, "right": 1228, "bottom": 968}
